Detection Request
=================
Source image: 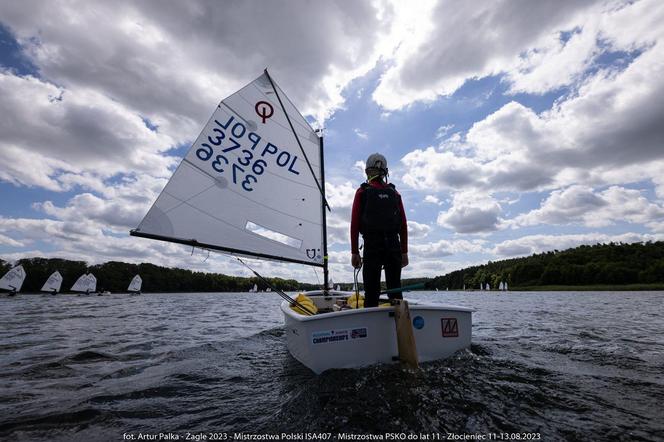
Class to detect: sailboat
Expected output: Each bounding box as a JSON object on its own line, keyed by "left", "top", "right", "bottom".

{"left": 41, "top": 271, "right": 63, "bottom": 295}
{"left": 131, "top": 70, "right": 472, "bottom": 373}
{"left": 0, "top": 265, "right": 26, "bottom": 296}
{"left": 71, "top": 273, "right": 96, "bottom": 295}
{"left": 248, "top": 283, "right": 258, "bottom": 293}
{"left": 128, "top": 275, "right": 142, "bottom": 295}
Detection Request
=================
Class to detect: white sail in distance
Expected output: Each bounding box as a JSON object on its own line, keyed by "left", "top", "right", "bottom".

{"left": 41, "top": 271, "right": 63, "bottom": 293}
{"left": 132, "top": 71, "right": 326, "bottom": 266}
{"left": 128, "top": 275, "right": 142, "bottom": 292}
{"left": 0, "top": 265, "right": 26, "bottom": 292}
{"left": 71, "top": 274, "right": 97, "bottom": 293}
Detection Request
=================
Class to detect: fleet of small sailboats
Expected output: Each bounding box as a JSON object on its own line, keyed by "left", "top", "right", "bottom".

{"left": 0, "top": 267, "right": 144, "bottom": 296}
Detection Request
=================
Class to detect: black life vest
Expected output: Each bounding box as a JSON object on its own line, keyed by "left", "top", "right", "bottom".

{"left": 359, "top": 182, "right": 402, "bottom": 235}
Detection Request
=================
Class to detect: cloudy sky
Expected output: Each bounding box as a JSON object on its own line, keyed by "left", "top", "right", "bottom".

{"left": 1, "top": 0, "right": 664, "bottom": 285}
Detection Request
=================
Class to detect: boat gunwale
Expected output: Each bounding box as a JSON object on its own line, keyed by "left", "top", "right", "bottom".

{"left": 280, "top": 298, "right": 475, "bottom": 322}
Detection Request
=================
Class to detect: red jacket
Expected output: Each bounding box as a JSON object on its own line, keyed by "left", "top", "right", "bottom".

{"left": 350, "top": 180, "right": 408, "bottom": 254}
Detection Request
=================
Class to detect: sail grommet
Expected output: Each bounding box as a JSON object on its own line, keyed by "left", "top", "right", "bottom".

{"left": 215, "top": 177, "right": 229, "bottom": 189}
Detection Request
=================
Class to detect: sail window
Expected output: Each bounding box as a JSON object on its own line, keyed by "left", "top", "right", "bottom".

{"left": 245, "top": 221, "right": 302, "bottom": 249}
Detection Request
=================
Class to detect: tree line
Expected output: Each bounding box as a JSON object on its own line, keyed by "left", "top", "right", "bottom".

{"left": 0, "top": 257, "right": 319, "bottom": 293}
{"left": 430, "top": 241, "right": 664, "bottom": 289}
{"left": 3, "top": 241, "right": 664, "bottom": 293}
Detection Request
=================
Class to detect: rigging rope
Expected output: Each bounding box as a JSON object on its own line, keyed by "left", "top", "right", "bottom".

{"left": 264, "top": 69, "right": 330, "bottom": 211}
{"left": 234, "top": 255, "right": 316, "bottom": 316}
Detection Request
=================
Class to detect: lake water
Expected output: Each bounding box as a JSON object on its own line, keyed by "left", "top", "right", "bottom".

{"left": 1, "top": 291, "right": 663, "bottom": 441}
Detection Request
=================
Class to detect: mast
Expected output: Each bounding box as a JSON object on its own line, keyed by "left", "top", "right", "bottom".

{"left": 319, "top": 133, "right": 329, "bottom": 292}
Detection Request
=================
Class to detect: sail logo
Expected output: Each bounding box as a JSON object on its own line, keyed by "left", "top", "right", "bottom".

{"left": 255, "top": 101, "right": 274, "bottom": 123}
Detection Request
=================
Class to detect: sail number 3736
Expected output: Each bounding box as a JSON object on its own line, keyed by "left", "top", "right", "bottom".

{"left": 194, "top": 114, "right": 300, "bottom": 192}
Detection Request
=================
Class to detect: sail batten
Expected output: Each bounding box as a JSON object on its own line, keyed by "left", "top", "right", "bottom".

{"left": 133, "top": 72, "right": 325, "bottom": 267}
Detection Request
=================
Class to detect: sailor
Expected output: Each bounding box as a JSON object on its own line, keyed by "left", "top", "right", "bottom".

{"left": 350, "top": 153, "right": 408, "bottom": 308}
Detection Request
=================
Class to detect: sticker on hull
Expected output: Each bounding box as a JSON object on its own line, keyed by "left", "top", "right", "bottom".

{"left": 441, "top": 318, "right": 459, "bottom": 337}
{"left": 312, "top": 327, "right": 368, "bottom": 345}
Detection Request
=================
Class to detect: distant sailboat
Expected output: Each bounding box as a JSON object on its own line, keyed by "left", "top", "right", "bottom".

{"left": 128, "top": 275, "right": 142, "bottom": 295}
{"left": 71, "top": 273, "right": 97, "bottom": 295}
{"left": 335, "top": 284, "right": 341, "bottom": 291}
{"left": 41, "top": 271, "right": 63, "bottom": 295}
{"left": 0, "top": 265, "right": 26, "bottom": 296}
{"left": 249, "top": 283, "right": 258, "bottom": 293}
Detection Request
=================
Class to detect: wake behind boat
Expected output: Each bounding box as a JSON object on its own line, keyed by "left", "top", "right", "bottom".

{"left": 131, "top": 70, "right": 473, "bottom": 373}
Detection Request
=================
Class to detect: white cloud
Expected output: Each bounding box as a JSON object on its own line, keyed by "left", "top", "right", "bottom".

{"left": 436, "top": 192, "right": 503, "bottom": 234}
{"left": 401, "top": 147, "right": 481, "bottom": 191}
{"left": 0, "top": 0, "right": 398, "bottom": 196}
{"left": 0, "top": 233, "right": 23, "bottom": 247}
{"left": 511, "top": 185, "right": 664, "bottom": 230}
{"left": 435, "top": 124, "right": 455, "bottom": 139}
{"left": 1, "top": 0, "right": 391, "bottom": 128}
{"left": 493, "top": 232, "right": 664, "bottom": 257}
{"left": 354, "top": 128, "right": 368, "bottom": 140}
{"left": 0, "top": 72, "right": 178, "bottom": 189}
{"left": 373, "top": 0, "right": 603, "bottom": 109}
{"left": 407, "top": 221, "right": 431, "bottom": 239}
{"left": 410, "top": 238, "right": 485, "bottom": 258}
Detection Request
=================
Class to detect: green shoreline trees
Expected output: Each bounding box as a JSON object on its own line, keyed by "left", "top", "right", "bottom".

{"left": 2, "top": 241, "right": 663, "bottom": 293}
{"left": 430, "top": 241, "right": 664, "bottom": 290}
{"left": 0, "top": 259, "right": 319, "bottom": 294}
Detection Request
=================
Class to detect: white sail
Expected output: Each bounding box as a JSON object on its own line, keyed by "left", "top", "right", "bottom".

{"left": 41, "top": 271, "right": 63, "bottom": 293}
{"left": 71, "top": 273, "right": 97, "bottom": 293}
{"left": 128, "top": 275, "right": 142, "bottom": 292}
{"left": 132, "top": 71, "right": 325, "bottom": 267}
{"left": 0, "top": 265, "right": 26, "bottom": 292}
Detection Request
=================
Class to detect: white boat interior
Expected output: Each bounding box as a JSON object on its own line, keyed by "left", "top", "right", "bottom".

{"left": 281, "top": 290, "right": 473, "bottom": 374}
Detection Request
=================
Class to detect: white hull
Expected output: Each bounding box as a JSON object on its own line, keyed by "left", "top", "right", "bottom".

{"left": 281, "top": 291, "right": 473, "bottom": 374}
